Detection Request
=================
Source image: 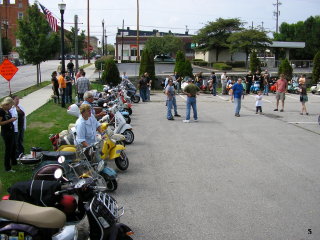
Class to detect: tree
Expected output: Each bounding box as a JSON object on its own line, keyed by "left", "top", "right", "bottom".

{"left": 139, "top": 48, "right": 155, "bottom": 80}
{"left": 278, "top": 58, "right": 293, "bottom": 80}
{"left": 312, "top": 51, "right": 320, "bottom": 84}
{"left": 15, "top": 4, "right": 59, "bottom": 85}
{"left": 105, "top": 44, "right": 115, "bottom": 56}
{"left": 193, "top": 18, "right": 243, "bottom": 62}
{"left": 249, "top": 52, "right": 261, "bottom": 73}
{"left": 273, "top": 16, "right": 320, "bottom": 59}
{"left": 101, "top": 58, "right": 120, "bottom": 86}
{"left": 144, "top": 35, "right": 184, "bottom": 57}
{"left": 1, "top": 37, "right": 12, "bottom": 55}
{"left": 227, "top": 29, "right": 271, "bottom": 67}
{"left": 65, "top": 27, "right": 86, "bottom": 55}
{"left": 174, "top": 50, "right": 185, "bottom": 74}
{"left": 182, "top": 60, "right": 193, "bottom": 78}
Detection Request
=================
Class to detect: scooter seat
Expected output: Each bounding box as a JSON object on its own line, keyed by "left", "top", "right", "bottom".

{"left": 0, "top": 200, "right": 66, "bottom": 228}
{"left": 41, "top": 151, "right": 76, "bottom": 161}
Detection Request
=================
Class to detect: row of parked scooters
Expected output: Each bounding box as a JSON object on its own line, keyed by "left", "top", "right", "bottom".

{"left": 0, "top": 81, "right": 140, "bottom": 239}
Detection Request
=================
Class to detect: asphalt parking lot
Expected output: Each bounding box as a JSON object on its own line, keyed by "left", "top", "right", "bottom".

{"left": 112, "top": 91, "right": 319, "bottom": 240}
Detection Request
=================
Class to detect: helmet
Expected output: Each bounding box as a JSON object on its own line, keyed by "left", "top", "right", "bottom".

{"left": 59, "top": 195, "right": 77, "bottom": 214}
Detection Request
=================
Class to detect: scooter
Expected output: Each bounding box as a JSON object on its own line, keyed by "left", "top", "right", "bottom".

{"left": 250, "top": 81, "right": 260, "bottom": 93}
{"left": 310, "top": 82, "right": 320, "bottom": 94}
{"left": 0, "top": 176, "right": 134, "bottom": 240}
{"left": 287, "top": 76, "right": 300, "bottom": 94}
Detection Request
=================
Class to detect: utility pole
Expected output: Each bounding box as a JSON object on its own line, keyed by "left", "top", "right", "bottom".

{"left": 273, "top": 0, "right": 281, "bottom": 33}
{"left": 102, "top": 19, "right": 105, "bottom": 56}
{"left": 261, "top": 21, "right": 264, "bottom": 31}
{"left": 251, "top": 21, "right": 253, "bottom": 30}
{"left": 0, "top": 19, "right": 3, "bottom": 61}
{"left": 87, "top": 0, "right": 90, "bottom": 63}
{"left": 136, "top": 0, "right": 140, "bottom": 61}
{"left": 121, "top": 19, "right": 124, "bottom": 61}
{"left": 75, "top": 15, "right": 79, "bottom": 76}
{"left": 105, "top": 29, "right": 107, "bottom": 55}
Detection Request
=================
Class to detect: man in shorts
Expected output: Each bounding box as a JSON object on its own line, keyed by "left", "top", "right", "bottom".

{"left": 274, "top": 74, "right": 288, "bottom": 112}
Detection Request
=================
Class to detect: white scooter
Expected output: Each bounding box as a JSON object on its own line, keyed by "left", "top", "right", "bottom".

{"left": 310, "top": 82, "right": 320, "bottom": 94}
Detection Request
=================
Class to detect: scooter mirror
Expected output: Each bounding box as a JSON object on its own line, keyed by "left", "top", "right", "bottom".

{"left": 58, "top": 156, "right": 66, "bottom": 164}
{"left": 54, "top": 168, "right": 63, "bottom": 179}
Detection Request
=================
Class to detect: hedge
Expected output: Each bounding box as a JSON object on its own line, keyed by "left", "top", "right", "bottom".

{"left": 212, "top": 62, "right": 232, "bottom": 70}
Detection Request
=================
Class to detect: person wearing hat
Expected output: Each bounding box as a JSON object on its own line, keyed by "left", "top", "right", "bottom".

{"left": 0, "top": 97, "right": 17, "bottom": 172}
{"left": 165, "top": 77, "right": 181, "bottom": 120}
{"left": 58, "top": 70, "right": 67, "bottom": 107}
{"left": 183, "top": 78, "right": 200, "bottom": 123}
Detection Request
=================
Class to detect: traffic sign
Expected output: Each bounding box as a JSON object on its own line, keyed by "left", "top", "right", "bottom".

{"left": 0, "top": 59, "right": 19, "bottom": 81}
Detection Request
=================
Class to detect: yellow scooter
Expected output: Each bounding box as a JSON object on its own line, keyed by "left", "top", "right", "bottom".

{"left": 58, "top": 123, "right": 129, "bottom": 171}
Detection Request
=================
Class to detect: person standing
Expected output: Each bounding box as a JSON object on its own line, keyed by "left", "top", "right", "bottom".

{"left": 51, "top": 71, "right": 60, "bottom": 104}
{"left": 255, "top": 91, "right": 263, "bottom": 114}
{"left": 65, "top": 72, "right": 73, "bottom": 104}
{"left": 57, "top": 61, "right": 62, "bottom": 74}
{"left": 245, "top": 71, "right": 253, "bottom": 94}
{"left": 274, "top": 74, "right": 288, "bottom": 112}
{"left": 221, "top": 72, "right": 227, "bottom": 95}
{"left": 0, "top": 97, "right": 17, "bottom": 172}
{"left": 144, "top": 72, "right": 152, "bottom": 101}
{"left": 299, "top": 83, "right": 309, "bottom": 115}
{"left": 165, "top": 78, "right": 180, "bottom": 120}
{"left": 58, "top": 70, "right": 67, "bottom": 108}
{"left": 210, "top": 71, "right": 217, "bottom": 96}
{"left": 230, "top": 78, "right": 244, "bottom": 117}
{"left": 138, "top": 74, "right": 148, "bottom": 102}
{"left": 254, "top": 70, "right": 263, "bottom": 91}
{"left": 76, "top": 71, "right": 90, "bottom": 102}
{"left": 75, "top": 68, "right": 84, "bottom": 80}
{"left": 67, "top": 59, "right": 75, "bottom": 78}
{"left": 175, "top": 71, "right": 182, "bottom": 94}
{"left": 10, "top": 96, "right": 26, "bottom": 158}
{"left": 183, "top": 78, "right": 200, "bottom": 123}
{"left": 195, "top": 72, "right": 203, "bottom": 89}
{"left": 263, "top": 70, "right": 270, "bottom": 96}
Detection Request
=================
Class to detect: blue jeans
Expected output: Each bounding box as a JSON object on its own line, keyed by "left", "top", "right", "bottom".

{"left": 172, "top": 97, "right": 178, "bottom": 115}
{"left": 212, "top": 83, "right": 217, "bottom": 96}
{"left": 264, "top": 85, "right": 269, "bottom": 95}
{"left": 146, "top": 87, "right": 150, "bottom": 101}
{"left": 234, "top": 97, "right": 241, "bottom": 114}
{"left": 167, "top": 99, "right": 173, "bottom": 119}
{"left": 140, "top": 88, "right": 147, "bottom": 102}
{"left": 186, "top": 97, "right": 197, "bottom": 120}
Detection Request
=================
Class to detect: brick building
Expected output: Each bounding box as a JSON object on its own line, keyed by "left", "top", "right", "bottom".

{"left": 0, "top": 0, "right": 29, "bottom": 47}
{"left": 115, "top": 27, "right": 194, "bottom": 61}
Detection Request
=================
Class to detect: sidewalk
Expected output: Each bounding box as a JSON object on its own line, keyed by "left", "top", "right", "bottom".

{"left": 20, "top": 63, "right": 98, "bottom": 117}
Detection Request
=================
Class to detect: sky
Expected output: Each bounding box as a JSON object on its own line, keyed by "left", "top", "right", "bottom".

{"left": 32, "top": 0, "right": 319, "bottom": 46}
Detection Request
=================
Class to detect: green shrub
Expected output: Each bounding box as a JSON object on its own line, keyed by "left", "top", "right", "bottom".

{"left": 250, "top": 52, "right": 261, "bottom": 73}
{"left": 95, "top": 56, "right": 114, "bottom": 70}
{"left": 226, "top": 61, "right": 246, "bottom": 68}
{"left": 139, "top": 48, "right": 155, "bottom": 80}
{"left": 101, "top": 58, "right": 121, "bottom": 86}
{"left": 193, "top": 60, "right": 208, "bottom": 66}
{"left": 174, "top": 50, "right": 186, "bottom": 74}
{"left": 183, "top": 60, "right": 193, "bottom": 77}
{"left": 213, "top": 62, "right": 232, "bottom": 70}
{"left": 312, "top": 51, "right": 320, "bottom": 84}
{"left": 278, "top": 58, "right": 293, "bottom": 80}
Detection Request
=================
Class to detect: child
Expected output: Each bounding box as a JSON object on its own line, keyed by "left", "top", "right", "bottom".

{"left": 255, "top": 91, "right": 263, "bottom": 114}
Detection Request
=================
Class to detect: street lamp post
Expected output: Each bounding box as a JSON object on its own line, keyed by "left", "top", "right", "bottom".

{"left": 102, "top": 19, "right": 105, "bottom": 56}
{"left": 58, "top": 1, "right": 66, "bottom": 73}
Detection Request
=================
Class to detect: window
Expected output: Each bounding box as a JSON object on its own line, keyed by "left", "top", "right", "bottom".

{"left": 18, "top": 2, "right": 22, "bottom": 8}
{"left": 130, "top": 48, "right": 137, "bottom": 57}
{"left": 123, "top": 50, "right": 129, "bottom": 57}
{"left": 16, "top": 39, "right": 21, "bottom": 47}
{"left": 9, "top": 0, "right": 16, "bottom": 4}
{"left": 18, "top": 12, "right": 23, "bottom": 20}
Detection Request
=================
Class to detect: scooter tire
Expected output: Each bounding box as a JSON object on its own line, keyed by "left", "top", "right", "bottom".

{"left": 123, "top": 129, "right": 134, "bottom": 145}
{"left": 105, "top": 178, "right": 118, "bottom": 192}
{"left": 131, "top": 95, "right": 140, "bottom": 103}
{"left": 115, "top": 151, "right": 129, "bottom": 171}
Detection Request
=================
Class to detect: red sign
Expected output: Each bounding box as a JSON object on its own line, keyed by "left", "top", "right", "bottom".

{"left": 0, "top": 59, "right": 18, "bottom": 81}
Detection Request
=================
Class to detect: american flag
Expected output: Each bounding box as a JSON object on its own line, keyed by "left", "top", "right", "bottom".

{"left": 39, "top": 3, "right": 58, "bottom": 32}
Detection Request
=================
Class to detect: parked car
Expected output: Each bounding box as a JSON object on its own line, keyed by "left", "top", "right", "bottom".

{"left": 154, "top": 55, "right": 175, "bottom": 63}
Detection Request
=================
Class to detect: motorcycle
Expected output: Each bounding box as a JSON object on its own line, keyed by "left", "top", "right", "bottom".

{"left": 310, "top": 81, "right": 320, "bottom": 94}
{"left": 0, "top": 175, "right": 134, "bottom": 240}
{"left": 287, "top": 76, "right": 299, "bottom": 94}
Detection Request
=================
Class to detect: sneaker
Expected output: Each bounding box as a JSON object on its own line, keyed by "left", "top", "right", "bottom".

{"left": 300, "top": 112, "right": 303, "bottom": 115}
{"left": 168, "top": 117, "right": 174, "bottom": 120}
{"left": 274, "top": 109, "right": 278, "bottom": 111}
{"left": 306, "top": 113, "right": 309, "bottom": 115}
{"left": 194, "top": 119, "right": 198, "bottom": 122}
{"left": 174, "top": 114, "right": 181, "bottom": 117}
{"left": 6, "top": 169, "right": 16, "bottom": 173}
{"left": 183, "top": 120, "right": 190, "bottom": 123}
{"left": 256, "top": 112, "right": 258, "bottom": 114}
{"left": 280, "top": 109, "right": 284, "bottom": 112}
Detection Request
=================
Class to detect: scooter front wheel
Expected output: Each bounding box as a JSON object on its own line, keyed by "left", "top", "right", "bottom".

{"left": 115, "top": 151, "right": 129, "bottom": 171}
{"left": 131, "top": 95, "right": 140, "bottom": 103}
{"left": 123, "top": 129, "right": 134, "bottom": 145}
{"left": 106, "top": 179, "right": 118, "bottom": 192}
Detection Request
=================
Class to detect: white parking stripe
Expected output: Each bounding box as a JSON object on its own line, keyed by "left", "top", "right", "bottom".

{"left": 286, "top": 95, "right": 299, "bottom": 100}
{"left": 288, "top": 122, "right": 319, "bottom": 124}
{"left": 217, "top": 95, "right": 229, "bottom": 101}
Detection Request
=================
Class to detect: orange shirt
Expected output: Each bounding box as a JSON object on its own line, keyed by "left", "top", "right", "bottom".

{"left": 58, "top": 75, "right": 66, "bottom": 88}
